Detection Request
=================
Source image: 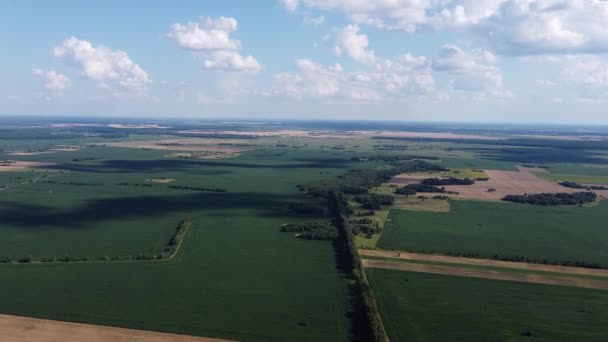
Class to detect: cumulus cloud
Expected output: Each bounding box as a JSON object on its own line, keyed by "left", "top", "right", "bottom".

{"left": 273, "top": 54, "right": 434, "bottom": 100}
{"left": 564, "top": 55, "right": 608, "bottom": 86}
{"left": 281, "top": 0, "right": 434, "bottom": 32}
{"left": 333, "top": 25, "right": 376, "bottom": 65}
{"left": 168, "top": 16, "right": 260, "bottom": 73}
{"left": 53, "top": 36, "right": 150, "bottom": 91}
{"left": 32, "top": 68, "right": 71, "bottom": 93}
{"left": 283, "top": 0, "right": 608, "bottom": 55}
{"left": 432, "top": 44, "right": 508, "bottom": 97}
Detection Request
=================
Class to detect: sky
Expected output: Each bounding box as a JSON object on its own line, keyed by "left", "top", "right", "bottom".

{"left": 1, "top": 0, "right": 608, "bottom": 124}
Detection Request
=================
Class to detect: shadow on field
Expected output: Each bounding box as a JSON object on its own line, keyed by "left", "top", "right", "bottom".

{"left": 36, "top": 158, "right": 352, "bottom": 173}
{"left": 464, "top": 147, "right": 608, "bottom": 165}
{"left": 0, "top": 192, "right": 311, "bottom": 228}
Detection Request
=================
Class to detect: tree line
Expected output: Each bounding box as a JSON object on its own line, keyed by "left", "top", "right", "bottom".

{"left": 168, "top": 185, "right": 227, "bottom": 192}
{"left": 403, "top": 248, "right": 605, "bottom": 269}
{"left": 559, "top": 181, "right": 608, "bottom": 190}
{"left": 279, "top": 222, "right": 338, "bottom": 240}
{"left": 502, "top": 192, "right": 597, "bottom": 206}
{"left": 1, "top": 217, "right": 192, "bottom": 264}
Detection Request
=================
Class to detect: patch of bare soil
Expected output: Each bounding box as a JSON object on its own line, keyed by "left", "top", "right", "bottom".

{"left": 147, "top": 178, "right": 176, "bottom": 183}
{"left": 352, "top": 130, "right": 505, "bottom": 140}
{"left": 105, "top": 139, "right": 246, "bottom": 159}
{"left": 387, "top": 175, "right": 430, "bottom": 186}
{"left": 515, "top": 134, "right": 608, "bottom": 141}
{"left": 176, "top": 129, "right": 505, "bottom": 140}
{"left": 361, "top": 259, "right": 608, "bottom": 290}
{"left": 359, "top": 249, "right": 608, "bottom": 277}
{"left": 0, "top": 314, "right": 233, "bottom": 342}
{"left": 9, "top": 146, "right": 81, "bottom": 155}
{"left": 0, "top": 161, "right": 56, "bottom": 171}
{"left": 390, "top": 166, "right": 608, "bottom": 200}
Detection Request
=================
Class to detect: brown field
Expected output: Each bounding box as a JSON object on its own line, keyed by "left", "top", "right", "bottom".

{"left": 0, "top": 161, "right": 56, "bottom": 171}
{"left": 387, "top": 174, "right": 429, "bottom": 186}
{"left": 147, "top": 178, "right": 176, "bottom": 183}
{"left": 515, "top": 134, "right": 608, "bottom": 141}
{"left": 0, "top": 314, "right": 232, "bottom": 342}
{"left": 390, "top": 166, "right": 608, "bottom": 200}
{"left": 359, "top": 249, "right": 608, "bottom": 277}
{"left": 177, "top": 129, "right": 505, "bottom": 140}
{"left": 9, "top": 146, "right": 81, "bottom": 156}
{"left": 104, "top": 139, "right": 246, "bottom": 159}
{"left": 361, "top": 259, "right": 608, "bottom": 290}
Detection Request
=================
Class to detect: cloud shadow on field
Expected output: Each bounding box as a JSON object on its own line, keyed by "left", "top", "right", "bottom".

{"left": 36, "top": 158, "right": 352, "bottom": 174}
{"left": 0, "top": 191, "right": 318, "bottom": 229}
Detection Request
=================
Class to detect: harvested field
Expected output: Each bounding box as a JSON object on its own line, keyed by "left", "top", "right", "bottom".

{"left": 177, "top": 129, "right": 505, "bottom": 140}
{"left": 9, "top": 146, "right": 82, "bottom": 156}
{"left": 362, "top": 259, "right": 608, "bottom": 290}
{"left": 0, "top": 314, "right": 232, "bottom": 342}
{"left": 147, "top": 178, "right": 176, "bottom": 183}
{"left": 105, "top": 139, "right": 246, "bottom": 158}
{"left": 387, "top": 174, "right": 428, "bottom": 186}
{"left": 390, "top": 166, "right": 608, "bottom": 200}
{"left": 0, "top": 161, "right": 56, "bottom": 171}
{"left": 359, "top": 249, "right": 608, "bottom": 278}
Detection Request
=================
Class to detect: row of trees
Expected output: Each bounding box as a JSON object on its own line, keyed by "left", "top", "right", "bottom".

{"left": 559, "top": 181, "right": 608, "bottom": 190}
{"left": 168, "top": 185, "right": 227, "bottom": 192}
{"left": 502, "top": 192, "right": 597, "bottom": 205}
{"left": 298, "top": 160, "right": 447, "bottom": 197}
{"left": 353, "top": 193, "right": 395, "bottom": 210}
{"left": 404, "top": 249, "right": 604, "bottom": 269}
{"left": 279, "top": 222, "right": 338, "bottom": 240}
{"left": 421, "top": 177, "right": 475, "bottom": 186}
{"left": 395, "top": 184, "right": 446, "bottom": 195}
{"left": 2, "top": 218, "right": 192, "bottom": 264}
{"left": 42, "top": 180, "right": 104, "bottom": 186}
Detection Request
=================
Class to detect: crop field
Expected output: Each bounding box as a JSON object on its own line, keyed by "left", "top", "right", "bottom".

{"left": 378, "top": 200, "right": 608, "bottom": 267}
{"left": 367, "top": 268, "right": 608, "bottom": 342}
{"left": 0, "top": 141, "right": 368, "bottom": 341}
{"left": 3, "top": 121, "right": 608, "bottom": 341}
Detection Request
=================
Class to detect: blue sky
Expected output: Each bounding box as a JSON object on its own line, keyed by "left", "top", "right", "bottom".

{"left": 1, "top": 0, "right": 608, "bottom": 123}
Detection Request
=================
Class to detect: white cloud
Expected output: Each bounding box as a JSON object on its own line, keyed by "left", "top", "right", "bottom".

{"left": 53, "top": 36, "right": 150, "bottom": 91}
{"left": 168, "top": 17, "right": 260, "bottom": 73}
{"left": 167, "top": 17, "right": 240, "bottom": 51}
{"left": 564, "top": 55, "right": 608, "bottom": 86}
{"left": 203, "top": 51, "right": 261, "bottom": 73}
{"left": 273, "top": 54, "right": 434, "bottom": 100}
{"left": 284, "top": 0, "right": 608, "bottom": 55}
{"left": 32, "top": 68, "right": 71, "bottom": 93}
{"left": 281, "top": 0, "right": 300, "bottom": 12}
{"left": 282, "top": 0, "right": 434, "bottom": 32}
{"left": 432, "top": 44, "right": 508, "bottom": 97}
{"left": 303, "top": 15, "right": 325, "bottom": 26}
{"left": 333, "top": 25, "right": 376, "bottom": 65}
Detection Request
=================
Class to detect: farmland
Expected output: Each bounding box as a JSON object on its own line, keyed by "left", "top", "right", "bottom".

{"left": 367, "top": 269, "right": 608, "bottom": 342}
{"left": 2, "top": 120, "right": 608, "bottom": 341}
{"left": 0, "top": 141, "right": 362, "bottom": 341}
{"left": 378, "top": 200, "right": 608, "bottom": 267}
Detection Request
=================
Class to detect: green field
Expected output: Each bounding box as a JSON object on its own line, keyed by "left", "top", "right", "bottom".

{"left": 379, "top": 200, "right": 608, "bottom": 266}
{"left": 367, "top": 268, "right": 608, "bottom": 342}
{"left": 0, "top": 144, "right": 361, "bottom": 341}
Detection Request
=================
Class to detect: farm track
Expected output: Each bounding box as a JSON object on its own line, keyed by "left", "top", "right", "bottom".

{"left": 361, "top": 259, "right": 608, "bottom": 290}
{"left": 0, "top": 314, "right": 233, "bottom": 342}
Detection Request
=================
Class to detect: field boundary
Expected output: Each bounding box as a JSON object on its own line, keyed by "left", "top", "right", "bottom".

{"left": 0, "top": 218, "right": 192, "bottom": 265}
{"left": 362, "top": 259, "right": 608, "bottom": 290}
{"left": 0, "top": 313, "right": 233, "bottom": 342}
{"left": 359, "top": 249, "right": 608, "bottom": 277}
